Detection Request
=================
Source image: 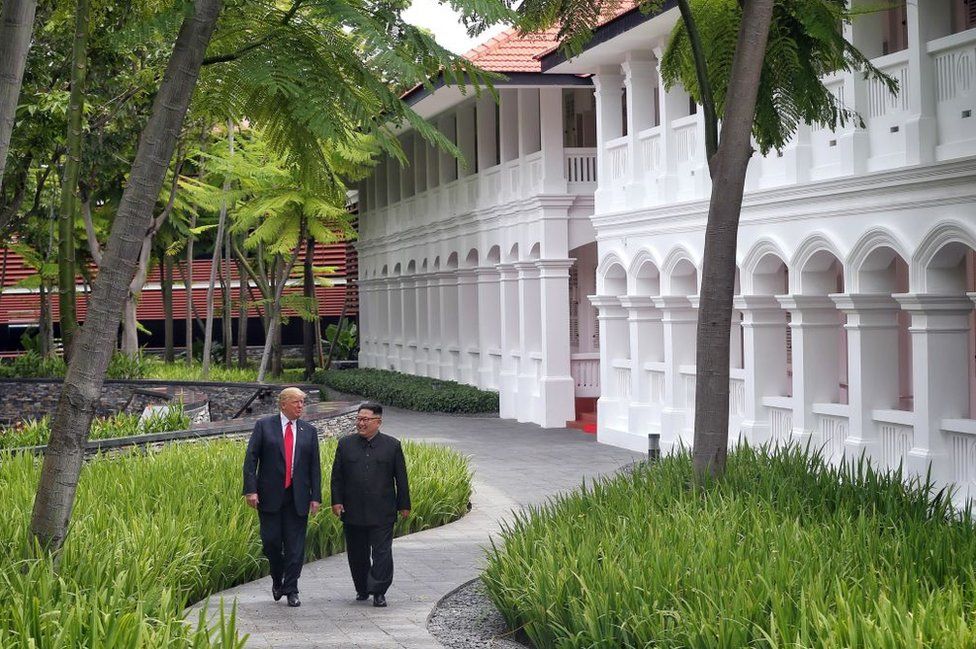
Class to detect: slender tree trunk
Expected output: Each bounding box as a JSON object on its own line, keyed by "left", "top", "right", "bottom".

{"left": 38, "top": 281, "right": 50, "bottom": 357}
{"left": 257, "top": 247, "right": 301, "bottom": 382}
{"left": 185, "top": 219, "right": 195, "bottom": 363}
{"left": 0, "top": 0, "right": 37, "bottom": 184}
{"left": 237, "top": 256, "right": 248, "bottom": 367}
{"left": 223, "top": 214, "right": 233, "bottom": 368}
{"left": 201, "top": 120, "right": 233, "bottom": 378}
{"left": 30, "top": 0, "right": 223, "bottom": 550}
{"left": 162, "top": 251, "right": 174, "bottom": 361}
{"left": 692, "top": 0, "right": 775, "bottom": 481}
{"left": 324, "top": 300, "right": 349, "bottom": 370}
{"left": 302, "top": 237, "right": 315, "bottom": 379}
{"left": 57, "top": 0, "right": 90, "bottom": 360}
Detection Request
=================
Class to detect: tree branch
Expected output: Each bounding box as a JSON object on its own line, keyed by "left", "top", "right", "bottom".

{"left": 677, "top": 0, "right": 719, "bottom": 167}
{"left": 202, "top": 0, "right": 304, "bottom": 65}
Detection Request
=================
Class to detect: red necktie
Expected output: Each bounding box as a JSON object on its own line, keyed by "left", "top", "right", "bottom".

{"left": 284, "top": 421, "right": 294, "bottom": 489}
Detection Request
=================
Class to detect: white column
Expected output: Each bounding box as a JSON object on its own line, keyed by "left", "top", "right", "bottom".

{"left": 476, "top": 94, "right": 498, "bottom": 171}
{"left": 590, "top": 295, "right": 629, "bottom": 439}
{"left": 499, "top": 90, "right": 519, "bottom": 163}
{"left": 538, "top": 88, "right": 567, "bottom": 194}
{"left": 734, "top": 295, "right": 790, "bottom": 445}
{"left": 380, "top": 278, "right": 393, "bottom": 367}
{"left": 426, "top": 272, "right": 442, "bottom": 379}
{"left": 439, "top": 269, "right": 460, "bottom": 380}
{"left": 438, "top": 114, "right": 457, "bottom": 185}
{"left": 518, "top": 88, "right": 541, "bottom": 156}
{"left": 497, "top": 264, "right": 520, "bottom": 418}
{"left": 894, "top": 294, "right": 973, "bottom": 483}
{"left": 415, "top": 274, "right": 429, "bottom": 376}
{"left": 536, "top": 259, "right": 575, "bottom": 428}
{"left": 401, "top": 276, "right": 417, "bottom": 374}
{"left": 652, "top": 46, "right": 681, "bottom": 201}
{"left": 456, "top": 268, "right": 480, "bottom": 385}
{"left": 777, "top": 295, "right": 844, "bottom": 443}
{"left": 592, "top": 68, "right": 624, "bottom": 212}
{"left": 412, "top": 135, "right": 427, "bottom": 195}
{"left": 831, "top": 294, "right": 902, "bottom": 462}
{"left": 620, "top": 296, "right": 662, "bottom": 438}
{"left": 622, "top": 55, "right": 656, "bottom": 204}
{"left": 476, "top": 266, "right": 502, "bottom": 390}
{"left": 904, "top": 2, "right": 947, "bottom": 166}
{"left": 653, "top": 296, "right": 698, "bottom": 453}
{"left": 515, "top": 261, "right": 541, "bottom": 423}
{"left": 457, "top": 104, "right": 477, "bottom": 177}
{"left": 390, "top": 276, "right": 404, "bottom": 370}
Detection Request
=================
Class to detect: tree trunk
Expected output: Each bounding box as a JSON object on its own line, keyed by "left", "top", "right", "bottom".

{"left": 223, "top": 213, "right": 233, "bottom": 368}
{"left": 185, "top": 218, "right": 195, "bottom": 363}
{"left": 57, "top": 0, "right": 90, "bottom": 361}
{"left": 692, "top": 0, "right": 775, "bottom": 482}
{"left": 302, "top": 237, "right": 315, "bottom": 379}
{"left": 237, "top": 256, "right": 248, "bottom": 367}
{"left": 0, "top": 0, "right": 37, "bottom": 184}
{"left": 30, "top": 0, "right": 223, "bottom": 550}
{"left": 38, "top": 281, "right": 50, "bottom": 357}
{"left": 257, "top": 247, "right": 300, "bottom": 382}
{"left": 201, "top": 120, "right": 233, "bottom": 378}
{"left": 162, "top": 250, "right": 174, "bottom": 362}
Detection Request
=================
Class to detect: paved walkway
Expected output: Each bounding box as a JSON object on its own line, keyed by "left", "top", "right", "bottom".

{"left": 193, "top": 408, "right": 642, "bottom": 648}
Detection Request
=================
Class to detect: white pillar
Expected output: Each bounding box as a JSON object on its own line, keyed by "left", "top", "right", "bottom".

{"left": 412, "top": 134, "right": 427, "bottom": 194}
{"left": 401, "top": 276, "right": 417, "bottom": 374}
{"left": 777, "top": 295, "right": 844, "bottom": 443}
{"left": 456, "top": 268, "right": 480, "bottom": 385}
{"left": 734, "top": 295, "right": 790, "bottom": 445}
{"left": 653, "top": 296, "right": 698, "bottom": 453}
{"left": 426, "top": 272, "right": 442, "bottom": 378}
{"left": 457, "top": 104, "right": 477, "bottom": 178}
{"left": 476, "top": 94, "right": 498, "bottom": 171}
{"left": 498, "top": 264, "right": 520, "bottom": 418}
{"left": 591, "top": 295, "right": 629, "bottom": 438}
{"left": 476, "top": 266, "right": 502, "bottom": 389}
{"left": 499, "top": 89, "right": 519, "bottom": 163}
{"left": 415, "top": 274, "right": 429, "bottom": 376}
{"left": 538, "top": 88, "right": 567, "bottom": 194}
{"left": 515, "top": 261, "right": 541, "bottom": 423}
{"left": 592, "top": 68, "right": 624, "bottom": 212}
{"left": 622, "top": 55, "right": 656, "bottom": 204}
{"left": 904, "top": 2, "right": 948, "bottom": 166}
{"left": 894, "top": 294, "right": 973, "bottom": 483}
{"left": 518, "top": 88, "right": 541, "bottom": 156}
{"left": 439, "top": 270, "right": 460, "bottom": 380}
{"left": 620, "top": 296, "right": 662, "bottom": 438}
{"left": 536, "top": 259, "right": 575, "bottom": 428}
{"left": 438, "top": 115, "right": 457, "bottom": 185}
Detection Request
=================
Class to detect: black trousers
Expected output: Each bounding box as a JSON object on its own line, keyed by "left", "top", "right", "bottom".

{"left": 258, "top": 488, "right": 308, "bottom": 595}
{"left": 343, "top": 523, "right": 394, "bottom": 596}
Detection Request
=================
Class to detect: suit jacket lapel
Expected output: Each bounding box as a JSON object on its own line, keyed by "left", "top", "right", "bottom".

{"left": 272, "top": 415, "right": 285, "bottom": 466}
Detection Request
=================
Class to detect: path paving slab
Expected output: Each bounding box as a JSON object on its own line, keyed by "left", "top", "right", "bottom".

{"left": 191, "top": 407, "right": 642, "bottom": 648}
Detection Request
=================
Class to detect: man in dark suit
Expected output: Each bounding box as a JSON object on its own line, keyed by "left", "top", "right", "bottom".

{"left": 243, "top": 387, "right": 322, "bottom": 607}
{"left": 331, "top": 402, "right": 410, "bottom": 608}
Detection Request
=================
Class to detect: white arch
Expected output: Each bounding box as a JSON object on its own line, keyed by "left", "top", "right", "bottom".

{"left": 846, "top": 227, "right": 910, "bottom": 293}
{"left": 911, "top": 220, "right": 976, "bottom": 293}
{"left": 661, "top": 245, "right": 699, "bottom": 295}
{"left": 596, "top": 251, "right": 628, "bottom": 295}
{"left": 627, "top": 248, "right": 661, "bottom": 296}
{"left": 789, "top": 232, "right": 845, "bottom": 294}
{"left": 740, "top": 237, "right": 789, "bottom": 295}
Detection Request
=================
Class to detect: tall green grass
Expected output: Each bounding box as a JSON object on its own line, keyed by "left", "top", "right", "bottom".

{"left": 0, "top": 439, "right": 471, "bottom": 647}
{"left": 0, "top": 404, "right": 191, "bottom": 449}
{"left": 483, "top": 445, "right": 976, "bottom": 648}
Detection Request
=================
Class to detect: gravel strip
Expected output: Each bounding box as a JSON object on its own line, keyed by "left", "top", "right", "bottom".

{"left": 427, "top": 578, "right": 531, "bottom": 649}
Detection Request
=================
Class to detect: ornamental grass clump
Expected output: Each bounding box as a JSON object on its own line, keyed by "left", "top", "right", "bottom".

{"left": 0, "top": 438, "right": 470, "bottom": 647}
{"left": 483, "top": 444, "right": 976, "bottom": 648}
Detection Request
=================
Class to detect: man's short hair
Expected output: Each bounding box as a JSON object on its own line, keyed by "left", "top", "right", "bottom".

{"left": 279, "top": 386, "right": 307, "bottom": 405}
{"left": 358, "top": 402, "right": 383, "bottom": 417}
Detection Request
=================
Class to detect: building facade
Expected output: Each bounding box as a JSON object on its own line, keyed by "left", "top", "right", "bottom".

{"left": 357, "top": 3, "right": 976, "bottom": 500}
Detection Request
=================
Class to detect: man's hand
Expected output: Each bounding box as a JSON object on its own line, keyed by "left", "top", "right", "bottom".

{"left": 399, "top": 509, "right": 410, "bottom": 519}
{"left": 310, "top": 501, "right": 321, "bottom": 515}
{"left": 245, "top": 493, "right": 259, "bottom": 509}
{"left": 332, "top": 504, "right": 345, "bottom": 517}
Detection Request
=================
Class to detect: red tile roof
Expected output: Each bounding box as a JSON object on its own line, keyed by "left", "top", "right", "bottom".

{"left": 461, "top": 1, "right": 640, "bottom": 73}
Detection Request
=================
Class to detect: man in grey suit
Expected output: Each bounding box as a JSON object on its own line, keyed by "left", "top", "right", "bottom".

{"left": 243, "top": 387, "right": 322, "bottom": 607}
{"left": 331, "top": 402, "right": 410, "bottom": 608}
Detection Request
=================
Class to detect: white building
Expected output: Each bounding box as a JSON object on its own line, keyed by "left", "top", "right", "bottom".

{"left": 358, "top": 3, "right": 976, "bottom": 499}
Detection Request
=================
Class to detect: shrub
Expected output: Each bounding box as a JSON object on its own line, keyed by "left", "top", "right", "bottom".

{"left": 314, "top": 368, "right": 498, "bottom": 413}
{"left": 0, "top": 404, "right": 191, "bottom": 449}
{"left": 0, "top": 351, "right": 67, "bottom": 378}
{"left": 0, "top": 439, "right": 471, "bottom": 647}
{"left": 484, "top": 445, "right": 976, "bottom": 649}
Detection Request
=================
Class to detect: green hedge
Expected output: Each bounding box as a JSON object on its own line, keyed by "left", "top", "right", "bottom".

{"left": 314, "top": 368, "right": 499, "bottom": 414}
{"left": 0, "top": 439, "right": 471, "bottom": 647}
{"left": 484, "top": 445, "right": 976, "bottom": 648}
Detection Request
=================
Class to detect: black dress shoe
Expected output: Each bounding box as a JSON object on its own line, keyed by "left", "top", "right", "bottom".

{"left": 372, "top": 594, "right": 387, "bottom": 607}
{"left": 272, "top": 585, "right": 283, "bottom": 601}
{"left": 355, "top": 592, "right": 370, "bottom": 601}
{"left": 287, "top": 593, "right": 301, "bottom": 607}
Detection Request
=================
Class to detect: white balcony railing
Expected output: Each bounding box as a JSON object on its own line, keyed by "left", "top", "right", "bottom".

{"left": 605, "top": 136, "right": 629, "bottom": 184}
{"left": 944, "top": 419, "right": 976, "bottom": 488}
{"left": 565, "top": 148, "right": 597, "bottom": 183}
{"left": 813, "top": 403, "right": 850, "bottom": 463}
{"left": 645, "top": 361, "right": 666, "bottom": 404}
{"left": 570, "top": 352, "right": 600, "bottom": 397}
{"left": 612, "top": 359, "right": 631, "bottom": 401}
{"left": 729, "top": 369, "right": 746, "bottom": 418}
{"left": 764, "top": 396, "right": 794, "bottom": 443}
{"left": 874, "top": 409, "right": 915, "bottom": 470}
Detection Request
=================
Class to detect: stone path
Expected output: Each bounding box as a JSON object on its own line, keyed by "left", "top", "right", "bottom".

{"left": 192, "top": 407, "right": 643, "bottom": 648}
